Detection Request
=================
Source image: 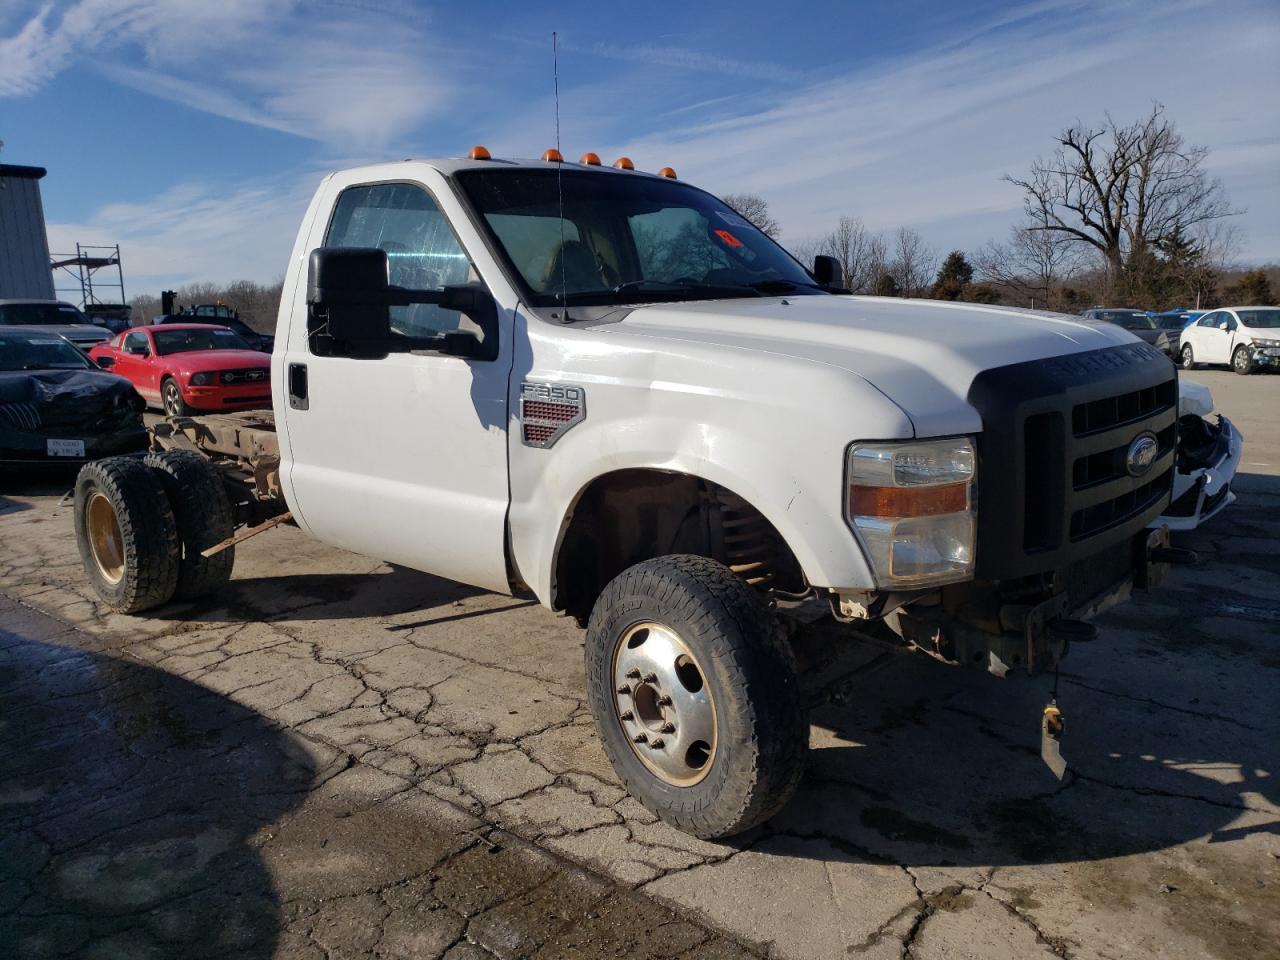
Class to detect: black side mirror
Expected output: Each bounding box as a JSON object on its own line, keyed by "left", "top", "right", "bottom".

{"left": 95, "top": 355, "right": 115, "bottom": 368}
{"left": 812, "top": 255, "right": 846, "bottom": 291}
{"left": 308, "top": 248, "right": 393, "bottom": 342}
{"left": 308, "top": 247, "right": 499, "bottom": 361}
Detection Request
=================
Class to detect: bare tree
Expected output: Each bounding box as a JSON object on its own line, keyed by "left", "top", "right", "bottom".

{"left": 976, "top": 218, "right": 1091, "bottom": 310}
{"left": 813, "top": 216, "right": 886, "bottom": 293}
{"left": 721, "top": 192, "right": 781, "bottom": 239}
{"left": 889, "top": 227, "right": 937, "bottom": 298}
{"left": 1006, "top": 103, "right": 1237, "bottom": 294}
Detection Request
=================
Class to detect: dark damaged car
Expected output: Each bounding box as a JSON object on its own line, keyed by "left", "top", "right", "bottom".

{"left": 0, "top": 328, "right": 147, "bottom": 465}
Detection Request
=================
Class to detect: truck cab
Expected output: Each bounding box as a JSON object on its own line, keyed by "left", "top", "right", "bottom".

{"left": 74, "top": 151, "right": 1184, "bottom": 839}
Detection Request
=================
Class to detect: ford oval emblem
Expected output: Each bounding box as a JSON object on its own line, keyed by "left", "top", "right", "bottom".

{"left": 1125, "top": 432, "right": 1159, "bottom": 477}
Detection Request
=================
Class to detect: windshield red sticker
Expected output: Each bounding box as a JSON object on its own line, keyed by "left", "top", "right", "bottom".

{"left": 713, "top": 228, "right": 744, "bottom": 248}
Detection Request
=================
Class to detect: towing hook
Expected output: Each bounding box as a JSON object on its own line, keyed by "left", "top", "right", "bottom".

{"left": 1149, "top": 545, "right": 1198, "bottom": 565}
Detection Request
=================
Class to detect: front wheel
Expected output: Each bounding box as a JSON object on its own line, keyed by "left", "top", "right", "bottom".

{"left": 162, "top": 377, "right": 191, "bottom": 416}
{"left": 1232, "top": 345, "right": 1253, "bottom": 375}
{"left": 1180, "top": 344, "right": 1197, "bottom": 370}
{"left": 585, "top": 555, "right": 806, "bottom": 839}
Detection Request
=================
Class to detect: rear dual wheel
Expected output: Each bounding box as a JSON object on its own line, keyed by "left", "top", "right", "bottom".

{"left": 74, "top": 452, "right": 235, "bottom": 613}
{"left": 585, "top": 555, "right": 806, "bottom": 839}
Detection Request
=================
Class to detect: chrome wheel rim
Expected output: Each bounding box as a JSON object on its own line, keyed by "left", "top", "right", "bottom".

{"left": 612, "top": 622, "right": 717, "bottom": 786}
{"left": 1234, "top": 350, "right": 1247, "bottom": 371}
{"left": 86, "top": 492, "right": 125, "bottom": 585}
{"left": 1181, "top": 347, "right": 1193, "bottom": 368}
{"left": 164, "top": 383, "right": 179, "bottom": 414}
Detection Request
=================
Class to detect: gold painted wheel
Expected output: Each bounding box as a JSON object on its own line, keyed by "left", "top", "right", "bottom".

{"left": 86, "top": 492, "right": 125, "bottom": 585}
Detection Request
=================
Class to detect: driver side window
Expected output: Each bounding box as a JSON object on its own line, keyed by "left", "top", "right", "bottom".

{"left": 124, "top": 331, "right": 149, "bottom": 355}
{"left": 325, "top": 182, "right": 476, "bottom": 337}
{"left": 1197, "top": 311, "right": 1221, "bottom": 328}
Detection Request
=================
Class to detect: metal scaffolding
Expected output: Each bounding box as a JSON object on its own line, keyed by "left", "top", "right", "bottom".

{"left": 49, "top": 243, "right": 126, "bottom": 308}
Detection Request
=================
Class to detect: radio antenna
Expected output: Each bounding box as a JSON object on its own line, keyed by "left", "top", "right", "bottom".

{"left": 553, "top": 31, "right": 571, "bottom": 322}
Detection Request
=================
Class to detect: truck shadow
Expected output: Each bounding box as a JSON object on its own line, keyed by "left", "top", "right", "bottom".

{"left": 0, "top": 628, "right": 323, "bottom": 958}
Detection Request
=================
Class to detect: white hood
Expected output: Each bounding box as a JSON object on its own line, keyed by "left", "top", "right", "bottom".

{"left": 605, "top": 295, "right": 1140, "bottom": 436}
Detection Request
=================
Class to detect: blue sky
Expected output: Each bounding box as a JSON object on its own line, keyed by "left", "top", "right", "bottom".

{"left": 2, "top": 0, "right": 1278, "bottom": 293}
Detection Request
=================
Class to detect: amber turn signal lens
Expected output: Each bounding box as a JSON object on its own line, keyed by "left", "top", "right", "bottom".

{"left": 612, "top": 156, "right": 635, "bottom": 170}
{"left": 542, "top": 148, "right": 564, "bottom": 162}
{"left": 657, "top": 166, "right": 677, "bottom": 179}
{"left": 579, "top": 152, "right": 601, "bottom": 165}
{"left": 849, "top": 482, "right": 968, "bottom": 519}
{"left": 468, "top": 145, "right": 491, "bottom": 160}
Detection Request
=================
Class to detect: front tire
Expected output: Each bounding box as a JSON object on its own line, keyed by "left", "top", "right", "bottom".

{"left": 162, "top": 377, "right": 191, "bottom": 416}
{"left": 74, "top": 458, "right": 180, "bottom": 613}
{"left": 1180, "top": 344, "right": 1197, "bottom": 370}
{"left": 1232, "top": 345, "right": 1253, "bottom": 375}
{"left": 585, "top": 555, "right": 806, "bottom": 839}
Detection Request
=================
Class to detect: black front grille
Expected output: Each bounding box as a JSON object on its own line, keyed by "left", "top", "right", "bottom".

{"left": 968, "top": 342, "right": 1176, "bottom": 580}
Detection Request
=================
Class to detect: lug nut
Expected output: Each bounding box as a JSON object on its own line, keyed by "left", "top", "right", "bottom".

{"left": 619, "top": 710, "right": 634, "bottom": 721}
{"left": 633, "top": 733, "right": 648, "bottom": 744}
{"left": 625, "top": 668, "right": 641, "bottom": 679}
{"left": 660, "top": 722, "right": 675, "bottom": 734}
{"left": 617, "top": 685, "right": 631, "bottom": 695}
{"left": 643, "top": 672, "right": 658, "bottom": 684}
{"left": 657, "top": 695, "right": 672, "bottom": 707}
{"left": 649, "top": 738, "right": 665, "bottom": 749}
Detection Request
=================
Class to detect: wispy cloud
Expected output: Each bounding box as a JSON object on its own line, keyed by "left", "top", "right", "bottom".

{"left": 46, "top": 175, "right": 316, "bottom": 289}
{"left": 0, "top": 0, "right": 452, "bottom": 148}
{"left": 577, "top": 41, "right": 806, "bottom": 84}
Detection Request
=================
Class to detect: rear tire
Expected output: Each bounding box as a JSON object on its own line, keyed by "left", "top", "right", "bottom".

{"left": 162, "top": 377, "right": 191, "bottom": 416}
{"left": 74, "top": 457, "right": 180, "bottom": 613}
{"left": 144, "top": 450, "right": 236, "bottom": 600}
{"left": 1180, "top": 344, "right": 1196, "bottom": 370}
{"left": 1232, "top": 345, "right": 1253, "bottom": 375}
{"left": 585, "top": 555, "right": 807, "bottom": 839}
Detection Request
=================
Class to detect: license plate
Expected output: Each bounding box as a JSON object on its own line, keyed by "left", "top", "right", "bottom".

{"left": 46, "top": 439, "right": 86, "bottom": 457}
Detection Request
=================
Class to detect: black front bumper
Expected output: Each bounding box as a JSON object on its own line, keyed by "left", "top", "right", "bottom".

{"left": 0, "top": 425, "right": 148, "bottom": 464}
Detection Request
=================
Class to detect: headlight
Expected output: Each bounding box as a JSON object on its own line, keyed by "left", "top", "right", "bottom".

{"left": 1251, "top": 338, "right": 1280, "bottom": 348}
{"left": 845, "top": 437, "right": 977, "bottom": 589}
{"left": 189, "top": 372, "right": 214, "bottom": 385}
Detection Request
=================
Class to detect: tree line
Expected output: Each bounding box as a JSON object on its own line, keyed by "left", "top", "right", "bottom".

{"left": 729, "top": 103, "right": 1275, "bottom": 311}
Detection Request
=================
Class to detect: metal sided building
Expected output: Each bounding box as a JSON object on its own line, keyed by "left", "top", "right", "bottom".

{"left": 0, "top": 164, "right": 56, "bottom": 299}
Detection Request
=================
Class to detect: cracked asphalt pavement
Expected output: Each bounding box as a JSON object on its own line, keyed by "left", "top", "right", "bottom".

{"left": 1, "top": 370, "right": 1277, "bottom": 959}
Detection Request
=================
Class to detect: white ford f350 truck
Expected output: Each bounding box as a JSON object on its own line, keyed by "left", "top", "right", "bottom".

{"left": 73, "top": 150, "right": 1185, "bottom": 838}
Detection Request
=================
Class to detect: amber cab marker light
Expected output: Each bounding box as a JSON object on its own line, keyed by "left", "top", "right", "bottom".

{"left": 579, "top": 152, "right": 601, "bottom": 166}
{"left": 657, "top": 166, "right": 677, "bottom": 179}
{"left": 468, "top": 145, "right": 491, "bottom": 160}
{"left": 542, "top": 148, "right": 564, "bottom": 162}
{"left": 613, "top": 156, "right": 635, "bottom": 170}
{"left": 848, "top": 482, "right": 968, "bottom": 519}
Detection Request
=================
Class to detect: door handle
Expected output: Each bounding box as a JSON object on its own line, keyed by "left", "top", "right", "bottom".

{"left": 288, "top": 363, "right": 309, "bottom": 410}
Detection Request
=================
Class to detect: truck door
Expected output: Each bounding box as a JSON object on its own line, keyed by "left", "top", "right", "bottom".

{"left": 277, "top": 176, "right": 515, "bottom": 593}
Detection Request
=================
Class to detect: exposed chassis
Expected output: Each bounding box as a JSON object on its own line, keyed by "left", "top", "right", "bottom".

{"left": 149, "top": 411, "right": 290, "bottom": 553}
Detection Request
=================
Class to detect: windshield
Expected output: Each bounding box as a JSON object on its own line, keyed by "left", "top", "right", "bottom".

{"left": 0, "top": 331, "right": 94, "bottom": 371}
{"left": 456, "top": 169, "right": 820, "bottom": 306}
{"left": 152, "top": 327, "right": 251, "bottom": 355}
{"left": 0, "top": 302, "right": 89, "bottom": 326}
{"left": 1239, "top": 308, "right": 1280, "bottom": 329}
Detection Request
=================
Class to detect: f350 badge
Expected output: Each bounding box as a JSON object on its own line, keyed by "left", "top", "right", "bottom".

{"left": 519, "top": 382, "right": 586, "bottom": 449}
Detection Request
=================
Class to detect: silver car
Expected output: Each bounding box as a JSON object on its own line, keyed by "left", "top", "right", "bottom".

{"left": 0, "top": 299, "right": 113, "bottom": 350}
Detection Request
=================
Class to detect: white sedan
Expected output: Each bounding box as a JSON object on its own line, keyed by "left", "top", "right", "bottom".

{"left": 1178, "top": 306, "right": 1280, "bottom": 374}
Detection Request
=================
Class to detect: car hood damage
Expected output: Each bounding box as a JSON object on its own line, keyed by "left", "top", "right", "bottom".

{"left": 0, "top": 370, "right": 143, "bottom": 433}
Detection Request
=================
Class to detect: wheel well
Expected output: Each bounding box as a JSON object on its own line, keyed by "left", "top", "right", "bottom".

{"left": 552, "top": 469, "right": 806, "bottom": 625}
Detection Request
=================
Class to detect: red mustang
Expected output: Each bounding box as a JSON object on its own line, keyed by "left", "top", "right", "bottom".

{"left": 89, "top": 324, "right": 271, "bottom": 415}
